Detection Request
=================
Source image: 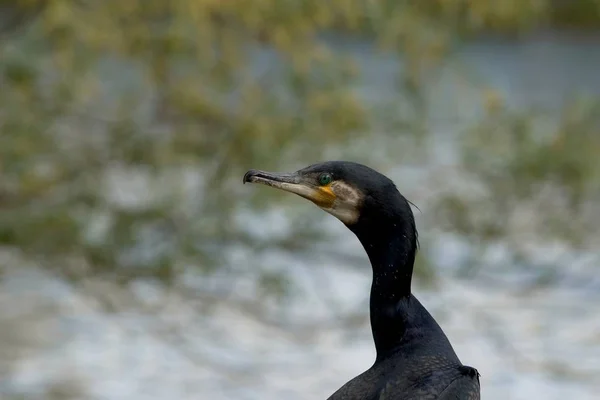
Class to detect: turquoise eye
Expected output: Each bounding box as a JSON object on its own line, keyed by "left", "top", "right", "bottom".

{"left": 318, "top": 173, "right": 332, "bottom": 186}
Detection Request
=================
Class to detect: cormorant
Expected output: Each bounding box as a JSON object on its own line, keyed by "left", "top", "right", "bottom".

{"left": 243, "top": 161, "right": 480, "bottom": 400}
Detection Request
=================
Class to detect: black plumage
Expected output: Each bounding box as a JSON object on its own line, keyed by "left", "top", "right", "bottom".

{"left": 244, "top": 161, "right": 480, "bottom": 400}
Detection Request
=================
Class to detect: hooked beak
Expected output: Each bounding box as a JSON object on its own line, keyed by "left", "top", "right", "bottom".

{"left": 243, "top": 169, "right": 336, "bottom": 208}
{"left": 243, "top": 169, "right": 301, "bottom": 187}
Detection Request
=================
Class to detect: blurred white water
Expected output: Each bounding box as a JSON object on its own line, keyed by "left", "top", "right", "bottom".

{"left": 1, "top": 247, "right": 599, "bottom": 400}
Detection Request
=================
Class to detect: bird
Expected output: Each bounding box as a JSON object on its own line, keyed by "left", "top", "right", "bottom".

{"left": 243, "top": 161, "right": 480, "bottom": 400}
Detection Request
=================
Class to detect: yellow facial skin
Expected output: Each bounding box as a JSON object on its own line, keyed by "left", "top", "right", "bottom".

{"left": 290, "top": 180, "right": 361, "bottom": 225}
{"left": 310, "top": 184, "right": 336, "bottom": 208}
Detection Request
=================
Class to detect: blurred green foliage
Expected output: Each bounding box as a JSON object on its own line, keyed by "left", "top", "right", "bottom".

{"left": 436, "top": 98, "right": 600, "bottom": 248}
{"left": 0, "top": 0, "right": 599, "bottom": 292}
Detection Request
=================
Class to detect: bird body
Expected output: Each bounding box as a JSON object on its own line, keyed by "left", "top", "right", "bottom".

{"left": 328, "top": 296, "right": 479, "bottom": 400}
{"left": 244, "top": 161, "right": 480, "bottom": 399}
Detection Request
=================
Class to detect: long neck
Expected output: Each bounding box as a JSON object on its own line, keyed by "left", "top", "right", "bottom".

{"left": 350, "top": 215, "right": 418, "bottom": 359}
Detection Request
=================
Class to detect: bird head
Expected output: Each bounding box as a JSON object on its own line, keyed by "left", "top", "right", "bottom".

{"left": 243, "top": 161, "right": 412, "bottom": 227}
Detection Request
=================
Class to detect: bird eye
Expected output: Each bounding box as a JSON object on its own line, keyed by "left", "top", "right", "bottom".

{"left": 318, "top": 173, "right": 332, "bottom": 186}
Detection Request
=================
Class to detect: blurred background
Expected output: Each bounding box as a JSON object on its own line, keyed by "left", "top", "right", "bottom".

{"left": 0, "top": 1, "right": 599, "bottom": 399}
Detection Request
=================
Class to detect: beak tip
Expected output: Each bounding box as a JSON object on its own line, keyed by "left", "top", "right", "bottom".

{"left": 243, "top": 170, "right": 256, "bottom": 184}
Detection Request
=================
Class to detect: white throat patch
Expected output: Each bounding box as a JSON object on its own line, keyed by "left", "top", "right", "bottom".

{"left": 320, "top": 181, "right": 362, "bottom": 225}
